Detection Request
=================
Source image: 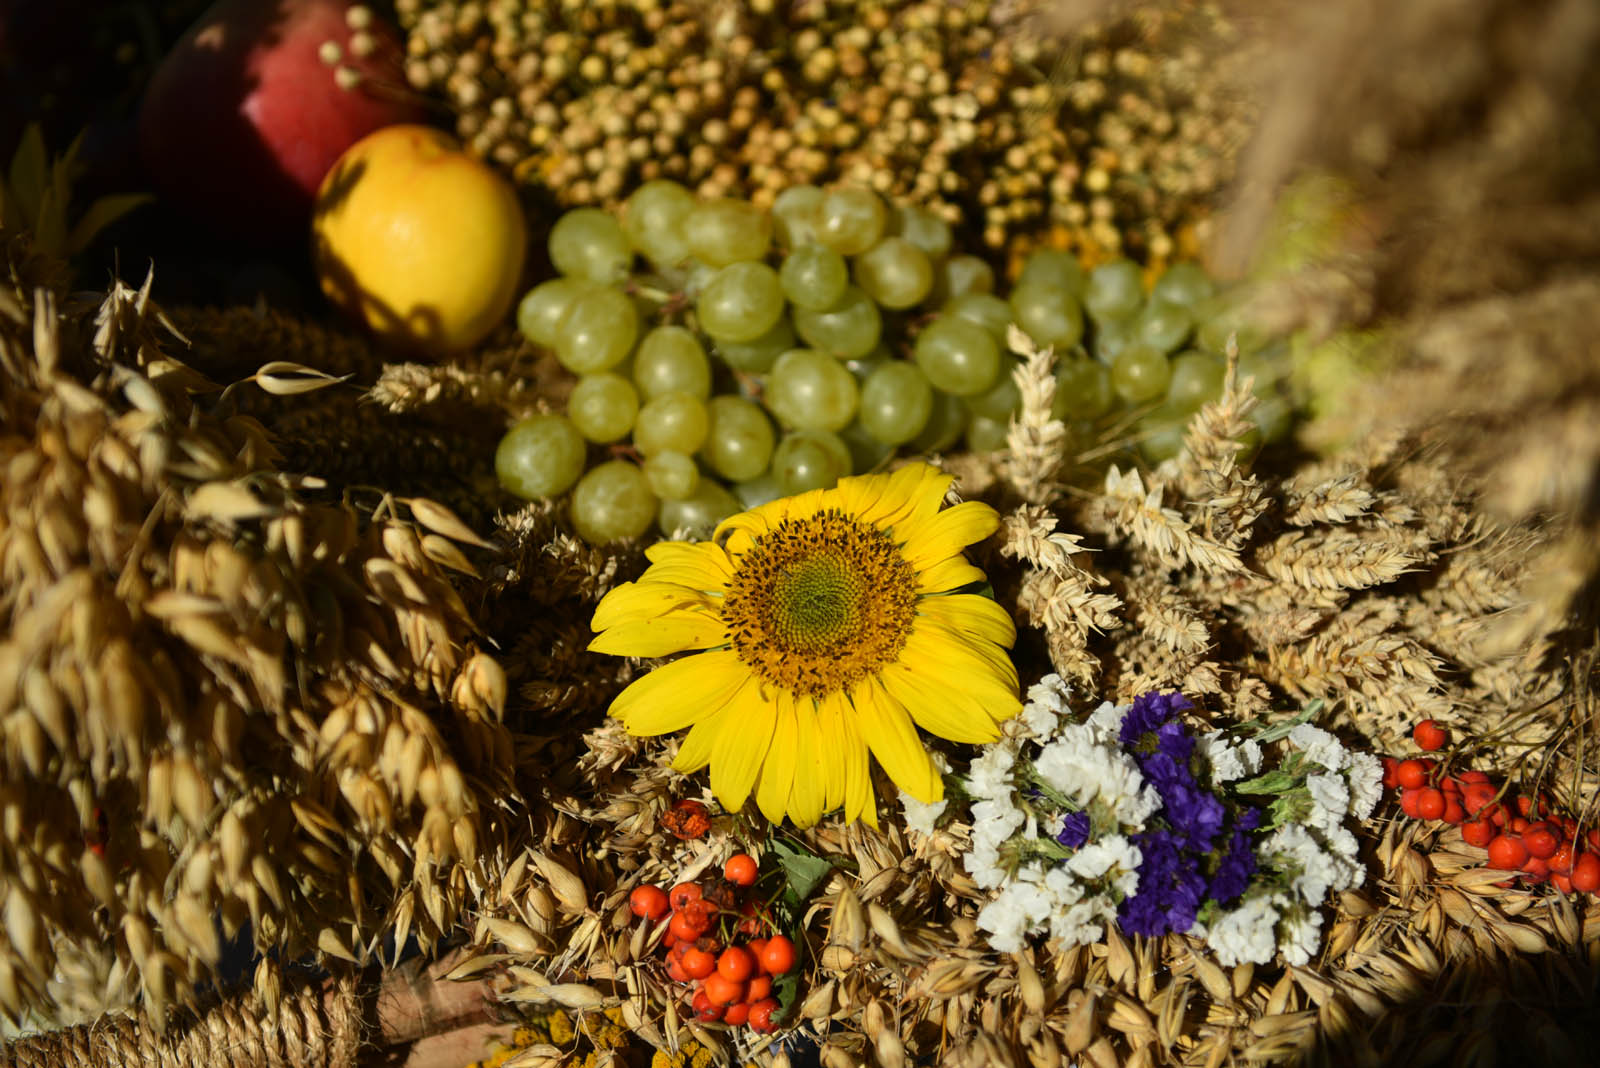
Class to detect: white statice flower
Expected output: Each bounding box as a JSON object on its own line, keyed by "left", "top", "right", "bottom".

{"left": 1197, "top": 731, "right": 1259, "bottom": 784}
{"left": 1305, "top": 771, "right": 1351, "bottom": 834}
{"left": 1048, "top": 899, "right": 1111, "bottom": 946}
{"left": 976, "top": 885, "right": 1033, "bottom": 953}
{"left": 1289, "top": 723, "right": 1348, "bottom": 772}
{"left": 964, "top": 838, "right": 1006, "bottom": 888}
{"left": 1020, "top": 674, "right": 1070, "bottom": 740}
{"left": 901, "top": 794, "right": 948, "bottom": 835}
{"left": 1064, "top": 835, "right": 1140, "bottom": 880}
{"left": 899, "top": 752, "right": 952, "bottom": 833}
{"left": 1033, "top": 730, "right": 1158, "bottom": 827}
{"left": 1041, "top": 867, "right": 1117, "bottom": 946}
{"left": 1087, "top": 699, "right": 1131, "bottom": 736}
{"left": 1206, "top": 893, "right": 1284, "bottom": 966}
{"left": 1344, "top": 750, "right": 1384, "bottom": 819}
{"left": 1278, "top": 905, "right": 1324, "bottom": 966}
{"left": 1260, "top": 824, "right": 1363, "bottom": 903}
{"left": 968, "top": 742, "right": 1018, "bottom": 801}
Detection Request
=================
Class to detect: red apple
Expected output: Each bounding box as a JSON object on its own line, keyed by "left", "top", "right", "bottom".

{"left": 138, "top": 0, "right": 426, "bottom": 246}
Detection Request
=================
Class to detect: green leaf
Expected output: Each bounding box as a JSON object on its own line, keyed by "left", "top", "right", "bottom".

{"left": 31, "top": 185, "right": 66, "bottom": 259}
{"left": 8, "top": 124, "right": 47, "bottom": 227}
{"left": 67, "top": 193, "right": 152, "bottom": 256}
{"left": 1232, "top": 769, "right": 1301, "bottom": 795}
{"left": 770, "top": 837, "right": 834, "bottom": 905}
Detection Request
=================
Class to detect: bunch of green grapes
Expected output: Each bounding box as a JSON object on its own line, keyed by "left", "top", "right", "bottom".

{"left": 494, "top": 181, "right": 1286, "bottom": 544}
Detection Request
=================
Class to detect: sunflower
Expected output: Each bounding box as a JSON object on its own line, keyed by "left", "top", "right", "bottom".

{"left": 589, "top": 463, "right": 1021, "bottom": 827}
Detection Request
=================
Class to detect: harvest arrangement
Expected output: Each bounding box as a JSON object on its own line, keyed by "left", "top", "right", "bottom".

{"left": 2, "top": 2, "right": 1599, "bottom": 1068}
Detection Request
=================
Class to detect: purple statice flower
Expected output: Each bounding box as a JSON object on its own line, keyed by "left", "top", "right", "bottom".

{"left": 1119, "top": 691, "right": 1194, "bottom": 746}
{"left": 1208, "top": 822, "right": 1259, "bottom": 903}
{"left": 1114, "top": 690, "right": 1265, "bottom": 937}
{"left": 1119, "top": 827, "right": 1208, "bottom": 936}
{"left": 1057, "top": 810, "right": 1091, "bottom": 849}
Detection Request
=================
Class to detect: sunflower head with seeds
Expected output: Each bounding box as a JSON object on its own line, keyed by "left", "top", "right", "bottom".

{"left": 589, "top": 463, "right": 1022, "bottom": 827}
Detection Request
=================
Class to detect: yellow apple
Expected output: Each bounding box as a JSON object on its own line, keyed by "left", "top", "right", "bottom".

{"left": 312, "top": 125, "right": 526, "bottom": 354}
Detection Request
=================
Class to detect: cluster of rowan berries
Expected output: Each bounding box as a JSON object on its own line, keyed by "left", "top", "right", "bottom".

{"left": 1385, "top": 719, "right": 1600, "bottom": 893}
{"left": 628, "top": 853, "right": 796, "bottom": 1032}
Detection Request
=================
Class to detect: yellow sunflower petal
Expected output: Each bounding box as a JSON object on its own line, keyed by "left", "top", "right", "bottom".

{"left": 640, "top": 541, "right": 734, "bottom": 590}
{"left": 879, "top": 659, "right": 1005, "bottom": 744}
{"left": 710, "top": 678, "right": 777, "bottom": 812}
{"left": 916, "top": 593, "right": 1017, "bottom": 649}
{"left": 897, "top": 628, "right": 1022, "bottom": 722}
{"left": 898, "top": 500, "right": 1000, "bottom": 570}
{"left": 915, "top": 555, "right": 986, "bottom": 593}
{"left": 814, "top": 694, "right": 848, "bottom": 814}
{"left": 672, "top": 712, "right": 724, "bottom": 773}
{"left": 851, "top": 677, "right": 941, "bottom": 803}
{"left": 714, "top": 488, "right": 829, "bottom": 556}
{"left": 787, "top": 699, "right": 827, "bottom": 828}
{"left": 754, "top": 692, "right": 799, "bottom": 822}
{"left": 588, "top": 610, "right": 727, "bottom": 658}
{"left": 838, "top": 462, "right": 952, "bottom": 534}
{"left": 609, "top": 649, "right": 749, "bottom": 736}
{"left": 591, "top": 580, "right": 717, "bottom": 632}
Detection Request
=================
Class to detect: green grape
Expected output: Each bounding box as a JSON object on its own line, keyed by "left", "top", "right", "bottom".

{"left": 1195, "top": 292, "right": 1269, "bottom": 356}
{"left": 683, "top": 198, "right": 771, "bottom": 266}
{"left": 966, "top": 358, "right": 1021, "bottom": 421}
{"left": 964, "top": 413, "right": 1011, "bottom": 453}
{"left": 913, "top": 315, "right": 1001, "bottom": 397}
{"left": 1150, "top": 261, "right": 1215, "bottom": 309}
{"left": 634, "top": 325, "right": 711, "bottom": 399}
{"left": 703, "top": 395, "right": 776, "bottom": 481}
{"left": 1010, "top": 282, "right": 1085, "bottom": 349}
{"left": 555, "top": 286, "right": 638, "bottom": 373}
{"left": 858, "top": 361, "right": 934, "bottom": 445}
{"left": 772, "top": 430, "right": 851, "bottom": 494}
{"left": 839, "top": 420, "right": 895, "bottom": 473}
{"left": 771, "top": 184, "right": 825, "bottom": 249}
{"left": 1110, "top": 343, "right": 1172, "bottom": 405}
{"left": 1017, "top": 248, "right": 1086, "bottom": 294}
{"left": 853, "top": 236, "right": 933, "bottom": 309}
{"left": 697, "top": 261, "right": 786, "bottom": 343}
{"left": 715, "top": 318, "right": 795, "bottom": 373}
{"left": 1084, "top": 258, "right": 1144, "bottom": 323}
{"left": 633, "top": 390, "right": 709, "bottom": 456}
{"left": 779, "top": 244, "right": 850, "bottom": 311}
{"left": 733, "top": 469, "right": 783, "bottom": 508}
{"left": 792, "top": 284, "right": 882, "bottom": 358}
{"left": 1134, "top": 299, "right": 1193, "bottom": 354}
{"left": 1237, "top": 341, "right": 1289, "bottom": 390}
{"left": 1252, "top": 393, "right": 1292, "bottom": 443}
{"left": 1053, "top": 357, "right": 1115, "bottom": 421}
{"left": 548, "top": 207, "right": 633, "bottom": 284}
{"left": 642, "top": 450, "right": 700, "bottom": 500}
{"left": 517, "top": 277, "right": 594, "bottom": 348}
{"left": 891, "top": 204, "right": 953, "bottom": 262}
{"left": 495, "top": 414, "right": 587, "bottom": 500}
{"left": 766, "top": 348, "right": 860, "bottom": 431}
{"left": 659, "top": 478, "right": 743, "bottom": 538}
{"left": 908, "top": 389, "right": 968, "bottom": 453}
{"left": 1091, "top": 315, "right": 1134, "bottom": 367}
{"left": 845, "top": 346, "right": 890, "bottom": 382}
{"left": 934, "top": 254, "right": 995, "bottom": 302}
{"left": 567, "top": 372, "right": 639, "bottom": 443}
{"left": 571, "top": 460, "right": 657, "bottom": 544}
{"left": 1165, "top": 351, "right": 1226, "bottom": 413}
{"left": 816, "top": 186, "right": 887, "bottom": 255}
{"left": 620, "top": 179, "right": 695, "bottom": 268}
{"left": 1137, "top": 413, "right": 1188, "bottom": 464}
{"left": 945, "top": 293, "right": 1012, "bottom": 340}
